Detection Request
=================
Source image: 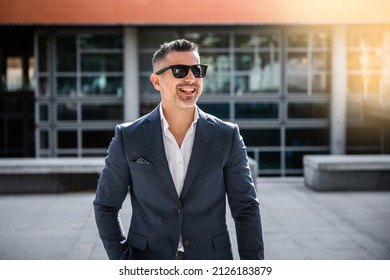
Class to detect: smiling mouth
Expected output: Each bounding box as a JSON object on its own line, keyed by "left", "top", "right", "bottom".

{"left": 178, "top": 87, "right": 196, "bottom": 94}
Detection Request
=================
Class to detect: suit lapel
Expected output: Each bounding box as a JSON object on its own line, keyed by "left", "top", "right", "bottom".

{"left": 180, "top": 109, "right": 216, "bottom": 200}
{"left": 143, "top": 107, "right": 179, "bottom": 200}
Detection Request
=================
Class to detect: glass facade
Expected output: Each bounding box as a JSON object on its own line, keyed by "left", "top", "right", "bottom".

{"left": 31, "top": 25, "right": 390, "bottom": 175}
{"left": 35, "top": 30, "right": 124, "bottom": 157}
{"left": 138, "top": 28, "right": 331, "bottom": 176}
{"left": 346, "top": 28, "right": 390, "bottom": 154}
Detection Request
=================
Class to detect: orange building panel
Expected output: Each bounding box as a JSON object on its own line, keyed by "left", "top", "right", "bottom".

{"left": 0, "top": 0, "right": 390, "bottom": 25}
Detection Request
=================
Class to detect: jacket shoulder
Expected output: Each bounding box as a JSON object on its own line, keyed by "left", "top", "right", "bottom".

{"left": 117, "top": 110, "right": 154, "bottom": 133}
{"left": 201, "top": 111, "right": 237, "bottom": 131}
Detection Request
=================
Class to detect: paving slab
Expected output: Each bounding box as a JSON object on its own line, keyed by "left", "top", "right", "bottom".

{"left": 0, "top": 177, "right": 389, "bottom": 260}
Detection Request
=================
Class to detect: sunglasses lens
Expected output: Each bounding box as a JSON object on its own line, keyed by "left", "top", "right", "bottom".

{"left": 191, "top": 65, "right": 201, "bottom": 78}
{"left": 172, "top": 66, "right": 188, "bottom": 78}
{"left": 190, "top": 65, "right": 207, "bottom": 78}
{"left": 168, "top": 64, "right": 208, "bottom": 78}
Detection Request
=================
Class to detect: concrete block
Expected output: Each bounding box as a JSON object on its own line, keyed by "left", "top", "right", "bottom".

{"left": 304, "top": 155, "right": 390, "bottom": 191}
{"left": 0, "top": 158, "right": 104, "bottom": 194}
{"left": 0, "top": 157, "right": 259, "bottom": 194}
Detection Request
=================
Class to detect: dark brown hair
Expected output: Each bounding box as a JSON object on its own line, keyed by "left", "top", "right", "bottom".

{"left": 152, "top": 39, "right": 199, "bottom": 68}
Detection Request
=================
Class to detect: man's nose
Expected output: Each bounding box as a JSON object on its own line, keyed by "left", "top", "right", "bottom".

{"left": 184, "top": 69, "right": 196, "bottom": 81}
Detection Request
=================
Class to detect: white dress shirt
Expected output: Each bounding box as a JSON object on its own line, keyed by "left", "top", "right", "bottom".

{"left": 159, "top": 105, "right": 198, "bottom": 252}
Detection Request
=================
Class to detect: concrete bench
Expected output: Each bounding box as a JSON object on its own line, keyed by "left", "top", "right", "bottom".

{"left": 304, "top": 155, "right": 390, "bottom": 191}
{"left": 0, "top": 158, "right": 104, "bottom": 194}
{"left": 0, "top": 157, "right": 258, "bottom": 194}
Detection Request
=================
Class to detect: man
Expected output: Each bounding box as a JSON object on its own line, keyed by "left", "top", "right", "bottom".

{"left": 93, "top": 39, "right": 264, "bottom": 260}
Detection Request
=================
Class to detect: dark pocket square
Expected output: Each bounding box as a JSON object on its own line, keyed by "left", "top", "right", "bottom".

{"left": 135, "top": 157, "right": 152, "bottom": 165}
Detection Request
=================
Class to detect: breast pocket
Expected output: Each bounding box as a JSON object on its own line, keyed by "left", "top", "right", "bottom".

{"left": 128, "top": 160, "right": 164, "bottom": 201}
{"left": 128, "top": 160, "right": 156, "bottom": 173}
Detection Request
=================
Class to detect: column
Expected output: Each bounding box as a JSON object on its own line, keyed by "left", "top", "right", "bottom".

{"left": 331, "top": 26, "right": 347, "bottom": 154}
{"left": 123, "top": 27, "right": 139, "bottom": 122}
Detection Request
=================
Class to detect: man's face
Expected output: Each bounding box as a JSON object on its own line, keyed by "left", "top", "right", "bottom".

{"left": 150, "top": 50, "right": 203, "bottom": 111}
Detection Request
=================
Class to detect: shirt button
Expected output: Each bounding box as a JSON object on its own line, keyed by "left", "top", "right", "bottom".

{"left": 183, "top": 239, "right": 190, "bottom": 247}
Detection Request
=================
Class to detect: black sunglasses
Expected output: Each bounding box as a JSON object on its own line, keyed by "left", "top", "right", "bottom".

{"left": 155, "top": 64, "right": 208, "bottom": 78}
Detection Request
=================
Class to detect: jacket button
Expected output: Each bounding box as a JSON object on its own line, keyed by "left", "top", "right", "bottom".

{"left": 176, "top": 207, "right": 182, "bottom": 214}
{"left": 183, "top": 239, "right": 190, "bottom": 247}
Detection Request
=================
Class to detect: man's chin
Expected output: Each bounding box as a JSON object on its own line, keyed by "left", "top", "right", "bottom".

{"left": 176, "top": 101, "right": 197, "bottom": 111}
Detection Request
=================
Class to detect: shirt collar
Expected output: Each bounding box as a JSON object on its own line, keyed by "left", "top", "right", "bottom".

{"left": 159, "top": 103, "right": 199, "bottom": 131}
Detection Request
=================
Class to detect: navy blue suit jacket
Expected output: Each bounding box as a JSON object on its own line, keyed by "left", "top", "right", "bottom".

{"left": 93, "top": 106, "right": 264, "bottom": 260}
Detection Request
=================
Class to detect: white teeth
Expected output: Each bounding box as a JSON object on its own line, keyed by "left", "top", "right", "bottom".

{"left": 180, "top": 88, "right": 195, "bottom": 92}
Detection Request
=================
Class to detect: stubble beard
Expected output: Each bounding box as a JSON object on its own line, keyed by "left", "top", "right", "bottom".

{"left": 174, "top": 83, "right": 202, "bottom": 111}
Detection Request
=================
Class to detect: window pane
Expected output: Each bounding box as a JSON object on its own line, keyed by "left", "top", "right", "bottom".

{"left": 347, "top": 52, "right": 363, "bottom": 70}
{"left": 366, "top": 75, "right": 382, "bottom": 93}
{"left": 235, "top": 34, "right": 279, "bottom": 48}
{"left": 198, "top": 103, "right": 229, "bottom": 119}
{"left": 81, "top": 76, "right": 123, "bottom": 95}
{"left": 0, "top": 121, "right": 3, "bottom": 148}
{"left": 38, "top": 34, "right": 47, "bottom": 72}
{"left": 312, "top": 74, "right": 330, "bottom": 93}
{"left": 140, "top": 53, "right": 153, "bottom": 72}
{"left": 140, "top": 102, "right": 159, "bottom": 116}
{"left": 56, "top": 35, "right": 76, "bottom": 72}
{"left": 235, "top": 52, "right": 279, "bottom": 71}
{"left": 82, "top": 104, "right": 123, "bottom": 121}
{"left": 285, "top": 151, "right": 328, "bottom": 169}
{"left": 312, "top": 52, "right": 329, "bottom": 70}
{"left": 347, "top": 51, "right": 382, "bottom": 70}
{"left": 347, "top": 102, "right": 362, "bottom": 120}
{"left": 347, "top": 75, "right": 363, "bottom": 93}
{"left": 81, "top": 54, "right": 123, "bottom": 72}
{"left": 140, "top": 76, "right": 158, "bottom": 94}
{"left": 2, "top": 98, "right": 22, "bottom": 112}
{"left": 40, "top": 130, "right": 49, "bottom": 149}
{"left": 6, "top": 57, "right": 23, "bottom": 91}
{"left": 287, "top": 52, "right": 308, "bottom": 70}
{"left": 235, "top": 103, "right": 278, "bottom": 119}
{"left": 38, "top": 77, "right": 49, "bottom": 96}
{"left": 235, "top": 72, "right": 280, "bottom": 94}
{"left": 313, "top": 33, "right": 330, "bottom": 48}
{"left": 286, "top": 128, "right": 329, "bottom": 146}
{"left": 288, "top": 102, "right": 329, "bottom": 118}
{"left": 28, "top": 57, "right": 35, "bottom": 91}
{"left": 259, "top": 152, "right": 281, "bottom": 169}
{"left": 57, "top": 103, "right": 77, "bottom": 121}
{"left": 347, "top": 127, "right": 381, "bottom": 146}
{"left": 82, "top": 130, "right": 114, "bottom": 148}
{"left": 202, "top": 53, "right": 230, "bottom": 71}
{"left": 7, "top": 119, "right": 23, "bottom": 149}
{"left": 57, "top": 77, "right": 77, "bottom": 96}
{"left": 235, "top": 53, "right": 253, "bottom": 71}
{"left": 347, "top": 74, "right": 381, "bottom": 94}
{"left": 183, "top": 33, "right": 230, "bottom": 48}
{"left": 347, "top": 32, "right": 383, "bottom": 47}
{"left": 139, "top": 33, "right": 177, "bottom": 48}
{"left": 240, "top": 129, "right": 280, "bottom": 146}
{"left": 287, "top": 34, "right": 309, "bottom": 48}
{"left": 79, "top": 34, "right": 122, "bottom": 49}
{"left": 58, "top": 130, "right": 77, "bottom": 149}
{"left": 287, "top": 75, "right": 308, "bottom": 93}
{"left": 39, "top": 104, "right": 48, "bottom": 121}
{"left": 203, "top": 75, "right": 230, "bottom": 94}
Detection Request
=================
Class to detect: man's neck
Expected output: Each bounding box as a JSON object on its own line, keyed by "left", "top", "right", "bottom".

{"left": 161, "top": 104, "right": 196, "bottom": 146}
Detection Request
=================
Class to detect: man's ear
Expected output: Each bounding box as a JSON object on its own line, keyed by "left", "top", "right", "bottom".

{"left": 150, "top": 73, "right": 161, "bottom": 91}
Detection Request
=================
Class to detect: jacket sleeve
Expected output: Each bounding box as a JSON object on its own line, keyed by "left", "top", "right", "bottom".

{"left": 93, "top": 124, "right": 131, "bottom": 260}
{"left": 224, "top": 124, "right": 265, "bottom": 260}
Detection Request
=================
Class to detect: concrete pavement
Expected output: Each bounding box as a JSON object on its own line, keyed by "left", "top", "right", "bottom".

{"left": 0, "top": 177, "right": 389, "bottom": 260}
